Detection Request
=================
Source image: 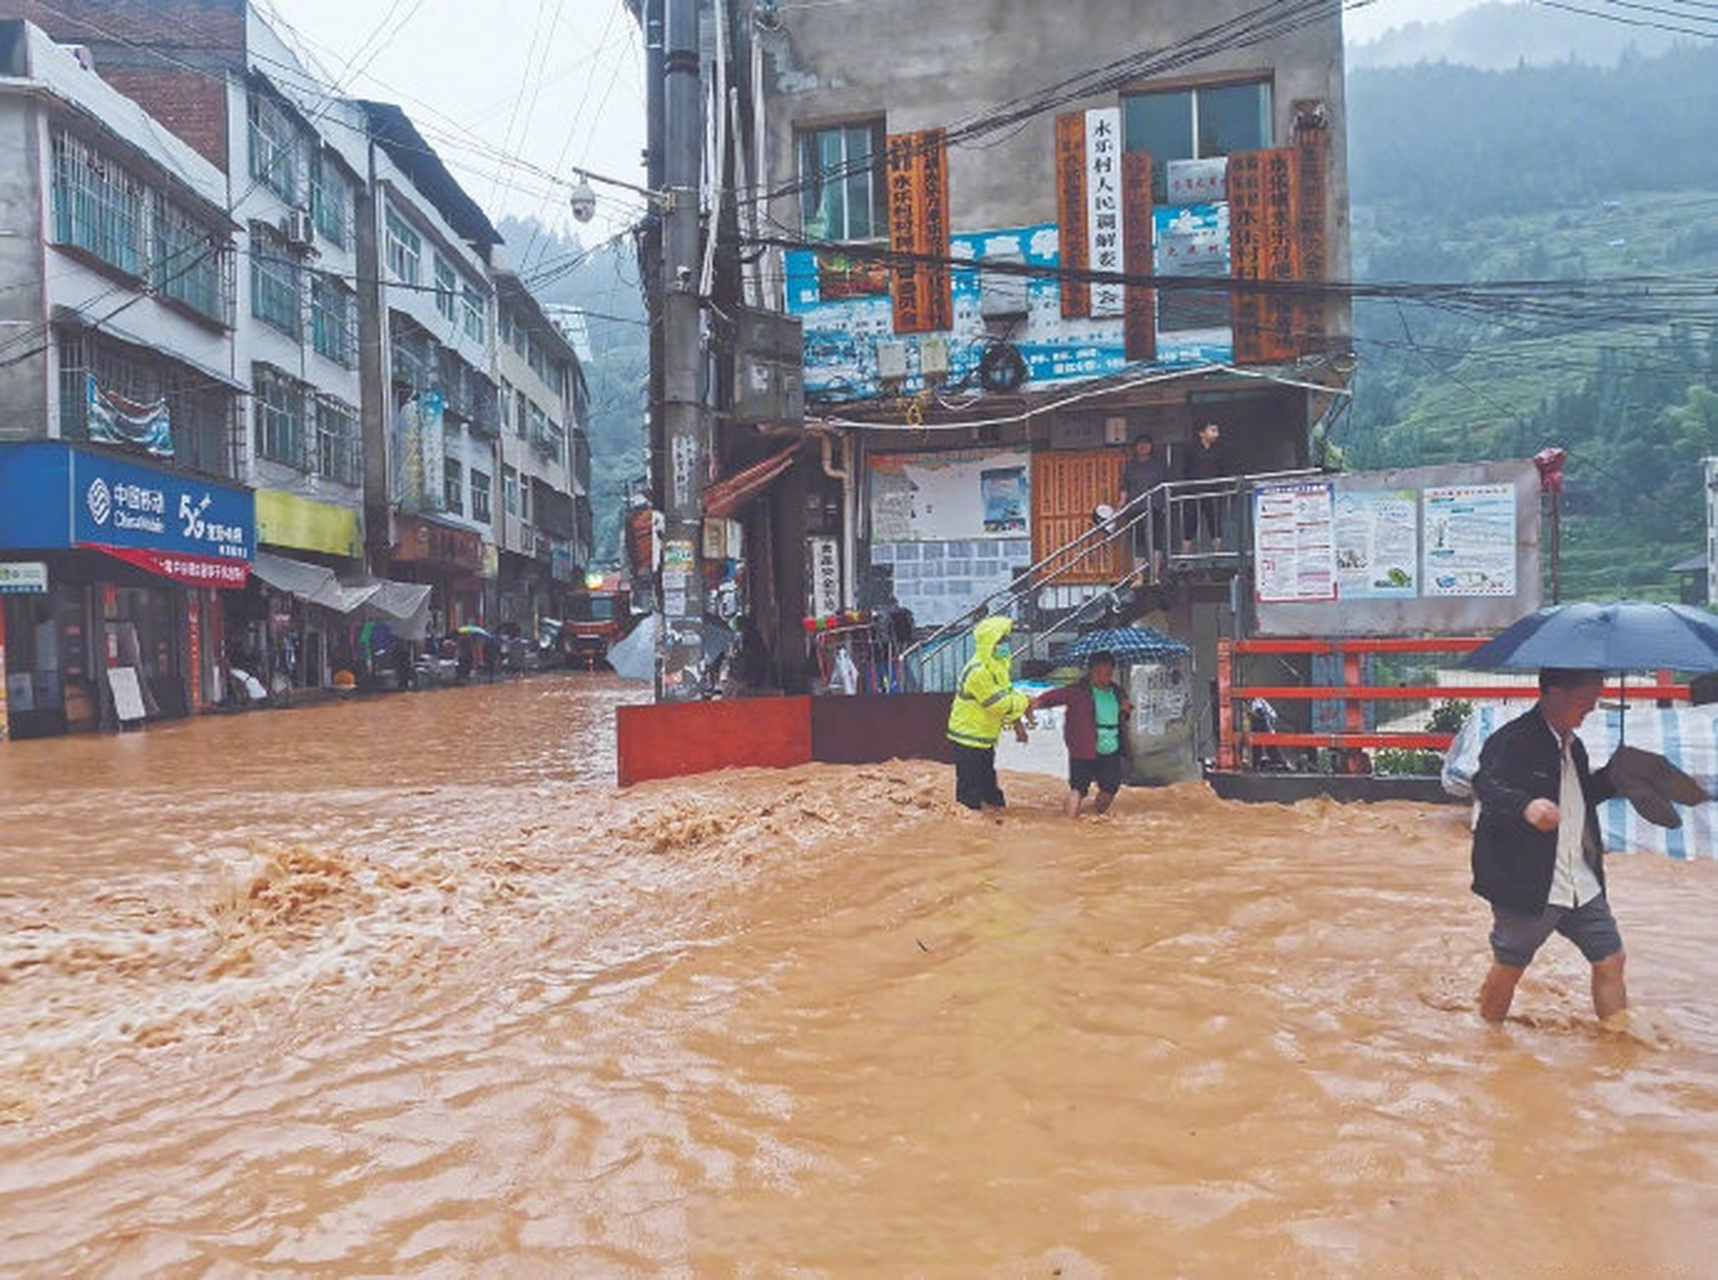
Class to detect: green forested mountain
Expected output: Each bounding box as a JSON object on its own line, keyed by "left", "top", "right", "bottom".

{"left": 496, "top": 217, "right": 648, "bottom": 564}
{"left": 1344, "top": 43, "right": 1718, "bottom": 598}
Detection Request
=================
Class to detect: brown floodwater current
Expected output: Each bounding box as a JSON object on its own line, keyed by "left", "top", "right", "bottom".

{"left": 4, "top": 673, "right": 1718, "bottom": 1276}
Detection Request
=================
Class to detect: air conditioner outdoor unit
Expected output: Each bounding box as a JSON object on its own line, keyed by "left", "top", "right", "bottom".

{"left": 283, "top": 208, "right": 315, "bottom": 248}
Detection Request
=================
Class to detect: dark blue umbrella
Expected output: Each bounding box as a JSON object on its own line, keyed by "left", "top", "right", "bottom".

{"left": 1464, "top": 600, "right": 1718, "bottom": 674}
{"left": 1064, "top": 625, "right": 1189, "bottom": 664}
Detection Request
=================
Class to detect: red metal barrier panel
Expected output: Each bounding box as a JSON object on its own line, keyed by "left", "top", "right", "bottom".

{"left": 617, "top": 697, "right": 814, "bottom": 786}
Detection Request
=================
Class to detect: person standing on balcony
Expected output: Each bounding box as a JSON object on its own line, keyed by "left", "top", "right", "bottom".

{"left": 1031, "top": 650, "right": 1133, "bottom": 818}
{"left": 1470, "top": 667, "right": 1626, "bottom": 1024}
{"left": 1120, "top": 433, "right": 1171, "bottom": 582}
{"left": 1181, "top": 421, "right": 1231, "bottom": 554}
{"left": 945, "top": 615, "right": 1034, "bottom": 812}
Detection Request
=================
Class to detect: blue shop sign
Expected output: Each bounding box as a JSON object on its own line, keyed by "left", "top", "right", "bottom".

{"left": 0, "top": 442, "right": 254, "bottom": 561}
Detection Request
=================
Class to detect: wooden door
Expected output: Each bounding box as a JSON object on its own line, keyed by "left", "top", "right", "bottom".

{"left": 1032, "top": 449, "right": 1128, "bottom": 583}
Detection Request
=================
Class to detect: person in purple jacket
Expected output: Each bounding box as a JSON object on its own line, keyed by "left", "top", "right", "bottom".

{"left": 1032, "top": 650, "right": 1134, "bottom": 818}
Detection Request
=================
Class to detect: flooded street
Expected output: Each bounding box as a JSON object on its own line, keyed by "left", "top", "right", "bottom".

{"left": 5, "top": 676, "right": 1718, "bottom": 1276}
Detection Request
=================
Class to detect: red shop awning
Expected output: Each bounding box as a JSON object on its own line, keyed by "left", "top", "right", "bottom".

{"left": 703, "top": 444, "right": 800, "bottom": 519}
{"left": 92, "top": 544, "right": 251, "bottom": 589}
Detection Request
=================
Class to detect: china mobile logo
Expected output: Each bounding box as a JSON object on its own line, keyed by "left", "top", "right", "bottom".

{"left": 86, "top": 477, "right": 112, "bottom": 526}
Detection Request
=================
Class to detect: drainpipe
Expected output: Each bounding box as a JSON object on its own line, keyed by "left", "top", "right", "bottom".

{"left": 819, "top": 430, "right": 855, "bottom": 609}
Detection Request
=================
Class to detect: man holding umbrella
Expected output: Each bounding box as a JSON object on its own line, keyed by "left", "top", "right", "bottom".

{"left": 1464, "top": 601, "right": 1718, "bottom": 1023}
{"left": 1471, "top": 667, "right": 1627, "bottom": 1023}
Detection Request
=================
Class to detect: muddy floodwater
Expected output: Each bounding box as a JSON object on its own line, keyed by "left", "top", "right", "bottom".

{"left": 4, "top": 675, "right": 1718, "bottom": 1276}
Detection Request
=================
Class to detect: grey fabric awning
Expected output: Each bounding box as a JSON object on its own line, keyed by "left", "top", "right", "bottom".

{"left": 251, "top": 551, "right": 431, "bottom": 640}
{"left": 250, "top": 550, "right": 346, "bottom": 609}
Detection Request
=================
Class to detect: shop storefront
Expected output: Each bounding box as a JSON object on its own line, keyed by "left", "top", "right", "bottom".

{"left": 391, "top": 514, "right": 485, "bottom": 635}
{"left": 233, "top": 490, "right": 367, "bottom": 694}
{"left": 0, "top": 442, "right": 253, "bottom": 739}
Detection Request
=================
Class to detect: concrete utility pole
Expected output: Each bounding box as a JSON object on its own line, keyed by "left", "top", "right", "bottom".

{"left": 655, "top": 0, "right": 708, "bottom": 700}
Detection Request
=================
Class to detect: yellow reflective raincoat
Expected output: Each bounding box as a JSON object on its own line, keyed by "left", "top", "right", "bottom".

{"left": 946, "top": 616, "right": 1032, "bottom": 749}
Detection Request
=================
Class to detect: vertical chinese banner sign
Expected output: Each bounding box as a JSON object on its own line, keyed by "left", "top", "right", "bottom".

{"left": 1122, "top": 149, "right": 1156, "bottom": 363}
{"left": 1292, "top": 101, "right": 1330, "bottom": 353}
{"left": 1227, "top": 147, "right": 1301, "bottom": 364}
{"left": 1084, "top": 107, "right": 1123, "bottom": 318}
{"left": 1055, "top": 112, "right": 1089, "bottom": 319}
{"left": 885, "top": 129, "right": 952, "bottom": 334}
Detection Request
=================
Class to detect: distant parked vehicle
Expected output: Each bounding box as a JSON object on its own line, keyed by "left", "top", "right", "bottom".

{"left": 558, "top": 574, "right": 637, "bottom": 669}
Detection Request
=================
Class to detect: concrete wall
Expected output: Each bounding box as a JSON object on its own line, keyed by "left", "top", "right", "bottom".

{"left": 758, "top": 0, "right": 1348, "bottom": 282}
{"left": 0, "top": 89, "right": 47, "bottom": 441}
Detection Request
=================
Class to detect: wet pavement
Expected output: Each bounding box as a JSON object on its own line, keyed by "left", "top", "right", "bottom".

{"left": 4, "top": 673, "right": 1718, "bottom": 1276}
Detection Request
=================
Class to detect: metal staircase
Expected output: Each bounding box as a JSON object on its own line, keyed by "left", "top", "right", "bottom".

{"left": 902, "top": 469, "right": 1319, "bottom": 692}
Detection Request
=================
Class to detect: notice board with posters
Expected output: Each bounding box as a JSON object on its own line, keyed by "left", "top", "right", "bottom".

{"left": 1251, "top": 458, "right": 1540, "bottom": 637}
{"left": 865, "top": 447, "right": 1035, "bottom": 627}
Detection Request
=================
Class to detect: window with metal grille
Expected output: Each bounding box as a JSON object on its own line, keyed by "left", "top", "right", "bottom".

{"left": 443, "top": 456, "right": 464, "bottom": 515}
{"left": 797, "top": 120, "right": 885, "bottom": 242}
{"left": 314, "top": 394, "right": 361, "bottom": 486}
{"left": 461, "top": 282, "right": 486, "bottom": 344}
{"left": 153, "top": 196, "right": 228, "bottom": 324}
{"left": 308, "top": 150, "right": 351, "bottom": 248}
{"left": 385, "top": 205, "right": 421, "bottom": 284}
{"left": 470, "top": 468, "right": 492, "bottom": 523}
{"left": 250, "top": 222, "right": 301, "bottom": 338}
{"left": 50, "top": 130, "right": 144, "bottom": 275}
{"left": 254, "top": 365, "right": 306, "bottom": 467}
{"left": 248, "top": 93, "right": 300, "bottom": 203}
{"left": 502, "top": 463, "right": 518, "bottom": 516}
{"left": 57, "top": 329, "right": 241, "bottom": 476}
{"left": 311, "top": 273, "right": 356, "bottom": 366}
{"left": 57, "top": 330, "right": 155, "bottom": 439}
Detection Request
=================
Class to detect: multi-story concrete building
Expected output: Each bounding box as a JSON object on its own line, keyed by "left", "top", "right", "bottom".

{"left": 699, "top": 0, "right": 1352, "bottom": 697}
{"left": 493, "top": 269, "right": 592, "bottom": 630}
{"left": 0, "top": 19, "right": 253, "bottom": 739}
{"left": 0, "top": 0, "right": 409, "bottom": 690}
{"left": 1, "top": 1, "right": 598, "bottom": 724}
{"left": 358, "top": 99, "right": 503, "bottom": 635}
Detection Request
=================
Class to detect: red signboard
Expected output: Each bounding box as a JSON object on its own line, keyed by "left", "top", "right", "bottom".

{"left": 1055, "top": 112, "right": 1089, "bottom": 319}
{"left": 885, "top": 128, "right": 953, "bottom": 334}
{"left": 1122, "top": 149, "right": 1157, "bottom": 364}
{"left": 393, "top": 515, "right": 484, "bottom": 571}
{"left": 1227, "top": 147, "right": 1301, "bottom": 365}
{"left": 94, "top": 544, "right": 250, "bottom": 588}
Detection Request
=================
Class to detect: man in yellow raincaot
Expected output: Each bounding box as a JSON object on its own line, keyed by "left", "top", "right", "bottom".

{"left": 946, "top": 615, "right": 1034, "bottom": 811}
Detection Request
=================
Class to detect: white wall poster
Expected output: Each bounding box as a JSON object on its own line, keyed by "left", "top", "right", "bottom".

{"left": 1254, "top": 481, "right": 1337, "bottom": 603}
{"left": 1424, "top": 483, "right": 1517, "bottom": 596}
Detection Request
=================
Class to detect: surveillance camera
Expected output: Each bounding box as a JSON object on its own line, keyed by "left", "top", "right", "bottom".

{"left": 568, "top": 175, "right": 597, "bottom": 223}
{"left": 675, "top": 265, "right": 693, "bottom": 287}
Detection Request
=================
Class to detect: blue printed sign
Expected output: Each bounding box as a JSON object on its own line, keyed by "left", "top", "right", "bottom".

{"left": 69, "top": 448, "right": 253, "bottom": 562}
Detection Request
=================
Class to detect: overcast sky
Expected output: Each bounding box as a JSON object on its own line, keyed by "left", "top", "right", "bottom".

{"left": 262, "top": 0, "right": 1488, "bottom": 237}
